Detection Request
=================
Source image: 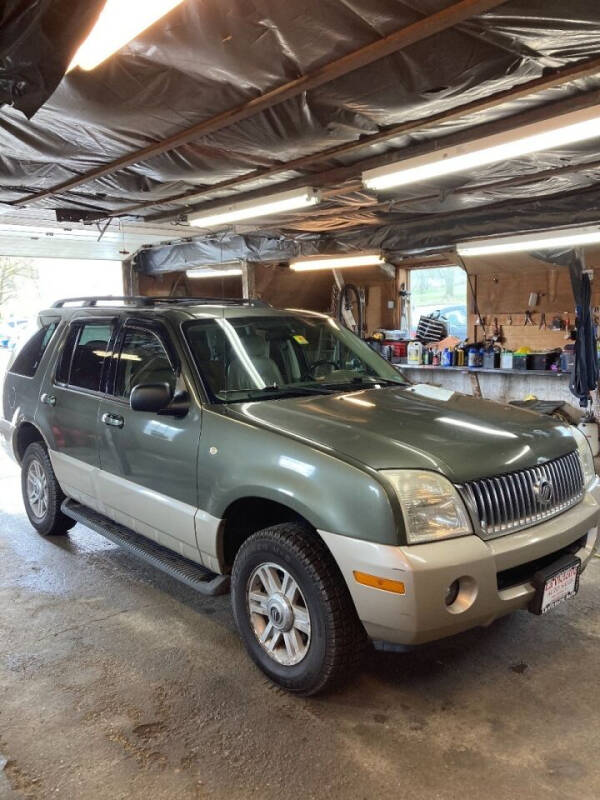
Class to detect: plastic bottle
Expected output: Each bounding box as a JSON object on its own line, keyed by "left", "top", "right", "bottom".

{"left": 467, "top": 346, "right": 478, "bottom": 368}
{"left": 407, "top": 340, "right": 423, "bottom": 365}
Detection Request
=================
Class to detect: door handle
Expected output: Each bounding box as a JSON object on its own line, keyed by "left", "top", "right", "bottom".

{"left": 101, "top": 412, "right": 124, "bottom": 429}
{"left": 40, "top": 393, "right": 56, "bottom": 406}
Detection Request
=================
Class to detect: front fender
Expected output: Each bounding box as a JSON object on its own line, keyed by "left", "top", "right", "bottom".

{"left": 198, "top": 408, "right": 401, "bottom": 546}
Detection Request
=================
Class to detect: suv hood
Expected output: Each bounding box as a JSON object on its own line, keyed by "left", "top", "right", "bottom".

{"left": 229, "top": 383, "right": 577, "bottom": 483}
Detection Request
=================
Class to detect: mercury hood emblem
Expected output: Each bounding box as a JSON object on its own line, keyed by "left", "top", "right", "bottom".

{"left": 534, "top": 477, "right": 554, "bottom": 506}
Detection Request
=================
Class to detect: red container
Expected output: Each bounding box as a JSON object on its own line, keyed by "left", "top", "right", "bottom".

{"left": 385, "top": 341, "right": 407, "bottom": 359}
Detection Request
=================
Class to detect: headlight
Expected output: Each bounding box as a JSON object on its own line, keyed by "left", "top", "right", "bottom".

{"left": 572, "top": 427, "right": 596, "bottom": 488}
{"left": 382, "top": 469, "right": 473, "bottom": 545}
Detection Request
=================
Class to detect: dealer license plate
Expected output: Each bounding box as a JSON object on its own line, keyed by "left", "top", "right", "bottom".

{"left": 529, "top": 556, "right": 581, "bottom": 615}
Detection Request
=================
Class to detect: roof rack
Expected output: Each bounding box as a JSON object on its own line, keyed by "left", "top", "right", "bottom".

{"left": 52, "top": 296, "right": 271, "bottom": 309}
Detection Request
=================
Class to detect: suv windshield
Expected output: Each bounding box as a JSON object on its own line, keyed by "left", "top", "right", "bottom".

{"left": 184, "top": 312, "right": 408, "bottom": 402}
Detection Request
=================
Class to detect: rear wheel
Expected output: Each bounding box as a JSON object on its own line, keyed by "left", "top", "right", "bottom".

{"left": 231, "top": 523, "right": 366, "bottom": 695}
{"left": 21, "top": 443, "right": 75, "bottom": 536}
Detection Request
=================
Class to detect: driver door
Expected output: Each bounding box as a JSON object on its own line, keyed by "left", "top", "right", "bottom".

{"left": 96, "top": 319, "right": 202, "bottom": 560}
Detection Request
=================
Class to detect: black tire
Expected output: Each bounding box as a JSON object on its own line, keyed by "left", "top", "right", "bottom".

{"left": 21, "top": 442, "right": 76, "bottom": 536}
{"left": 231, "top": 523, "right": 366, "bottom": 695}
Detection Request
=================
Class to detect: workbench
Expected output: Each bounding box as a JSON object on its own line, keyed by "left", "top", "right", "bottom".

{"left": 398, "top": 364, "right": 574, "bottom": 406}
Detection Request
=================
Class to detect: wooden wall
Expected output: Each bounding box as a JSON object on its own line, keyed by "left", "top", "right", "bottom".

{"left": 469, "top": 266, "right": 600, "bottom": 350}
{"left": 134, "top": 264, "right": 397, "bottom": 332}
{"left": 137, "top": 270, "right": 243, "bottom": 299}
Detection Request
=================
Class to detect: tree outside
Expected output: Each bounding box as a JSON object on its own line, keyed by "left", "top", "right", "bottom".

{"left": 0, "top": 256, "right": 39, "bottom": 315}
{"left": 410, "top": 266, "right": 467, "bottom": 339}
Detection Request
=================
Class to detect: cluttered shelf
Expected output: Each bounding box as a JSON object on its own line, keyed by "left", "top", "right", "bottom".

{"left": 398, "top": 364, "right": 571, "bottom": 378}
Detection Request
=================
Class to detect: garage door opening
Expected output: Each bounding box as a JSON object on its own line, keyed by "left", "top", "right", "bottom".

{"left": 0, "top": 257, "right": 122, "bottom": 350}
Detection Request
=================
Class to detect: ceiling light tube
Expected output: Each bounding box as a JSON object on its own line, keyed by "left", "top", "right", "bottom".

{"left": 186, "top": 267, "right": 243, "bottom": 278}
{"left": 69, "top": 0, "right": 185, "bottom": 71}
{"left": 457, "top": 226, "right": 600, "bottom": 257}
{"left": 362, "top": 105, "right": 600, "bottom": 191}
{"left": 188, "top": 187, "right": 321, "bottom": 229}
{"left": 289, "top": 252, "right": 385, "bottom": 272}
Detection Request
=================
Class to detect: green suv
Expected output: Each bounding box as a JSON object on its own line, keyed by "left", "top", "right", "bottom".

{"left": 1, "top": 296, "right": 598, "bottom": 694}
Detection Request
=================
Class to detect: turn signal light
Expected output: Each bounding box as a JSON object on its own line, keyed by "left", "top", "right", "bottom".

{"left": 353, "top": 571, "right": 406, "bottom": 595}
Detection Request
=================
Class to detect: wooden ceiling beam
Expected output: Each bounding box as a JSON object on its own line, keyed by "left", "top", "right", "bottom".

{"left": 12, "top": 0, "right": 507, "bottom": 208}
{"left": 86, "top": 53, "right": 600, "bottom": 221}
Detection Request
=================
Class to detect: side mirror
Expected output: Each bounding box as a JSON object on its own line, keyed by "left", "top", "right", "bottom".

{"left": 130, "top": 383, "right": 172, "bottom": 414}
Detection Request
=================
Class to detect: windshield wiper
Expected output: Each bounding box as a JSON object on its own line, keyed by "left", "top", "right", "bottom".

{"left": 235, "top": 384, "right": 340, "bottom": 401}
{"left": 319, "top": 377, "right": 407, "bottom": 391}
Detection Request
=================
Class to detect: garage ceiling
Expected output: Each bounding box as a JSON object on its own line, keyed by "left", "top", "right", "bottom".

{"left": 2, "top": 0, "right": 600, "bottom": 269}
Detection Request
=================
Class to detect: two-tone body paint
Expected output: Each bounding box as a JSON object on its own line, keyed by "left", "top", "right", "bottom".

{"left": 1, "top": 303, "right": 593, "bottom": 569}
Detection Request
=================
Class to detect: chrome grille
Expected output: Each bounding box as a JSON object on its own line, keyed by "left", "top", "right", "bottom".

{"left": 461, "top": 451, "right": 584, "bottom": 540}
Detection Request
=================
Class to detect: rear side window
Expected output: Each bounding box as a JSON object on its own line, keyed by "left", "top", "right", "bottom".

{"left": 9, "top": 323, "right": 58, "bottom": 377}
{"left": 56, "top": 322, "right": 113, "bottom": 392}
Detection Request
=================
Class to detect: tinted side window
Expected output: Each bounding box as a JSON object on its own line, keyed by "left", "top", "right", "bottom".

{"left": 114, "top": 328, "right": 176, "bottom": 399}
{"left": 184, "top": 319, "right": 228, "bottom": 398}
{"left": 57, "top": 322, "right": 113, "bottom": 392}
{"left": 9, "top": 323, "right": 58, "bottom": 377}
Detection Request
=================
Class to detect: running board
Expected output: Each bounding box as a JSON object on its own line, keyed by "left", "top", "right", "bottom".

{"left": 61, "top": 500, "right": 230, "bottom": 596}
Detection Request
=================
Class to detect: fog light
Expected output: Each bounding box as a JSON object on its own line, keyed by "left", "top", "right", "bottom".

{"left": 445, "top": 580, "right": 460, "bottom": 607}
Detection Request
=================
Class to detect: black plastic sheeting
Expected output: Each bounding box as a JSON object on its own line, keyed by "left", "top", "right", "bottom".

{"left": 0, "top": 0, "right": 104, "bottom": 118}
{"left": 136, "top": 184, "right": 600, "bottom": 274}
{"left": 2, "top": 0, "right": 600, "bottom": 261}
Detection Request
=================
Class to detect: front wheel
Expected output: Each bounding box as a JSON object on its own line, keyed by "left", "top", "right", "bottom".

{"left": 21, "top": 442, "right": 75, "bottom": 536}
{"left": 231, "top": 523, "right": 366, "bottom": 695}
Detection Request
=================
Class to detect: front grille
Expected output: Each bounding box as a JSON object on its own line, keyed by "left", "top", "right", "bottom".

{"left": 461, "top": 451, "right": 584, "bottom": 540}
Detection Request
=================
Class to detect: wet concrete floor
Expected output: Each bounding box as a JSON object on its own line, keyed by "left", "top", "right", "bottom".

{"left": 1, "top": 448, "right": 600, "bottom": 799}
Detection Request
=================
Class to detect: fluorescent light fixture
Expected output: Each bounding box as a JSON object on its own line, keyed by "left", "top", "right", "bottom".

{"left": 188, "top": 187, "right": 320, "bottom": 229}
{"left": 69, "top": 0, "right": 185, "bottom": 71}
{"left": 457, "top": 225, "right": 600, "bottom": 257}
{"left": 186, "top": 267, "right": 243, "bottom": 279}
{"left": 289, "top": 251, "right": 385, "bottom": 272}
{"left": 363, "top": 105, "right": 600, "bottom": 191}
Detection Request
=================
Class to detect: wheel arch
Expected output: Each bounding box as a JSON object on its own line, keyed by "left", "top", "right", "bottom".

{"left": 14, "top": 420, "right": 48, "bottom": 464}
{"left": 219, "top": 494, "right": 327, "bottom": 571}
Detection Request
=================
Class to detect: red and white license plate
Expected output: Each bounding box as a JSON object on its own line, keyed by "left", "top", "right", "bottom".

{"left": 539, "top": 563, "right": 580, "bottom": 614}
{"left": 529, "top": 556, "right": 581, "bottom": 615}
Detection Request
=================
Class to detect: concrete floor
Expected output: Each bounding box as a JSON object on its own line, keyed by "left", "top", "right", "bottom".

{"left": 1, "top": 447, "right": 600, "bottom": 800}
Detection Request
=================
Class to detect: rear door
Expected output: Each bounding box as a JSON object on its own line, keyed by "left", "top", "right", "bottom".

{"left": 96, "top": 319, "right": 202, "bottom": 560}
{"left": 38, "top": 317, "right": 118, "bottom": 508}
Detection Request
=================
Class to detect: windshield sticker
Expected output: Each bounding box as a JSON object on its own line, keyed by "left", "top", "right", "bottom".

{"left": 293, "top": 334, "right": 309, "bottom": 345}
{"left": 406, "top": 383, "right": 455, "bottom": 402}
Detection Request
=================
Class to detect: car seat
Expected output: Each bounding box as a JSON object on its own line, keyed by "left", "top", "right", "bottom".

{"left": 227, "top": 334, "right": 283, "bottom": 390}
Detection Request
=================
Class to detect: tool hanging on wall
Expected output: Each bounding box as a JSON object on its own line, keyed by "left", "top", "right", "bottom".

{"left": 491, "top": 317, "right": 503, "bottom": 343}
{"left": 508, "top": 314, "right": 513, "bottom": 326}
{"left": 524, "top": 310, "right": 535, "bottom": 326}
{"left": 398, "top": 283, "right": 410, "bottom": 333}
{"left": 539, "top": 312, "right": 547, "bottom": 330}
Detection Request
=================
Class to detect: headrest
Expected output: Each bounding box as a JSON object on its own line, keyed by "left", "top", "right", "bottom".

{"left": 189, "top": 331, "right": 211, "bottom": 361}
{"left": 194, "top": 341, "right": 211, "bottom": 361}
{"left": 241, "top": 334, "right": 268, "bottom": 358}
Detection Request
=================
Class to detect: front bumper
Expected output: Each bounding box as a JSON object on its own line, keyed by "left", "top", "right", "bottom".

{"left": 320, "top": 478, "right": 600, "bottom": 645}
